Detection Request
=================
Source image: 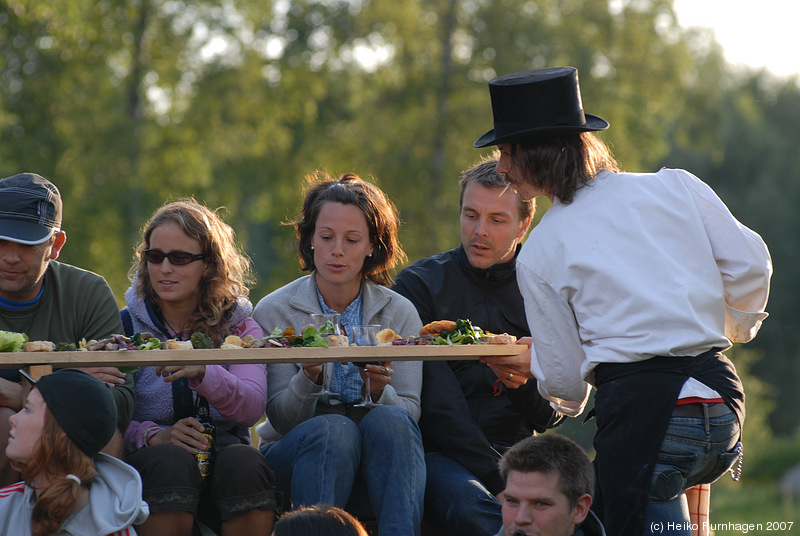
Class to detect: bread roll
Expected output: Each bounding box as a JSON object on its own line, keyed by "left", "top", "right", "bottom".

{"left": 479, "top": 333, "right": 517, "bottom": 345}
{"left": 23, "top": 340, "right": 55, "bottom": 352}
{"left": 221, "top": 335, "right": 245, "bottom": 349}
{"left": 376, "top": 328, "right": 401, "bottom": 345}
{"left": 165, "top": 339, "right": 193, "bottom": 350}
{"left": 326, "top": 334, "right": 350, "bottom": 347}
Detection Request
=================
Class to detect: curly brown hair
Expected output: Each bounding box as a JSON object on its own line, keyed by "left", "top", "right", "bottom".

{"left": 290, "top": 171, "right": 405, "bottom": 287}
{"left": 130, "top": 198, "right": 254, "bottom": 346}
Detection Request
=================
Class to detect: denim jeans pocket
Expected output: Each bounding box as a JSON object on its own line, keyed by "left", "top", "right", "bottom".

{"left": 649, "top": 412, "right": 740, "bottom": 501}
{"left": 650, "top": 451, "right": 696, "bottom": 501}
{"left": 688, "top": 444, "right": 741, "bottom": 487}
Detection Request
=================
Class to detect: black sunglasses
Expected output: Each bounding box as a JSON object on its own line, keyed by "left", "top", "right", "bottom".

{"left": 143, "top": 249, "right": 206, "bottom": 265}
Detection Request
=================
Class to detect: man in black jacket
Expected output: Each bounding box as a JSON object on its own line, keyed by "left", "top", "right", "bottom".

{"left": 392, "top": 154, "right": 562, "bottom": 536}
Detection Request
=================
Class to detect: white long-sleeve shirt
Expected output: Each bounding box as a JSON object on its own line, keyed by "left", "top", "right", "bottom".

{"left": 518, "top": 168, "right": 772, "bottom": 416}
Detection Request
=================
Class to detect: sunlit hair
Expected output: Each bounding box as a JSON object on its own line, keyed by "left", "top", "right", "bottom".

{"left": 12, "top": 404, "right": 98, "bottom": 536}
{"left": 459, "top": 151, "right": 534, "bottom": 222}
{"left": 292, "top": 171, "right": 406, "bottom": 287}
{"left": 130, "top": 198, "right": 254, "bottom": 346}
{"left": 498, "top": 434, "right": 594, "bottom": 509}
{"left": 273, "top": 504, "right": 369, "bottom": 536}
{"left": 510, "top": 132, "right": 620, "bottom": 205}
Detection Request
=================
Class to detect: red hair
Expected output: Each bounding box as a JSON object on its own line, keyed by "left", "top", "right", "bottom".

{"left": 13, "top": 406, "right": 98, "bottom": 536}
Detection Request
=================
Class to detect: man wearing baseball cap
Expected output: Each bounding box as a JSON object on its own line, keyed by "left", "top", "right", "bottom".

{"left": 0, "top": 173, "right": 134, "bottom": 486}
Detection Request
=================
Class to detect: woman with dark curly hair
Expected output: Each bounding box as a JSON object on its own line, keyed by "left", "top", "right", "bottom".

{"left": 120, "top": 199, "right": 278, "bottom": 536}
{"left": 0, "top": 368, "right": 148, "bottom": 536}
{"left": 253, "top": 172, "right": 425, "bottom": 536}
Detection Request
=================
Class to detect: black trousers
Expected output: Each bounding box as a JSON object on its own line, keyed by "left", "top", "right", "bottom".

{"left": 127, "top": 443, "right": 279, "bottom": 533}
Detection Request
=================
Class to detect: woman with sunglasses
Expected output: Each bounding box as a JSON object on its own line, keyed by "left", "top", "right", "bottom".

{"left": 120, "top": 199, "right": 278, "bottom": 536}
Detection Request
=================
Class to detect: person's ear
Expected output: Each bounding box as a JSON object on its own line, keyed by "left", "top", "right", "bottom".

{"left": 516, "top": 216, "right": 532, "bottom": 240}
{"left": 49, "top": 231, "right": 67, "bottom": 260}
{"left": 571, "top": 493, "right": 592, "bottom": 525}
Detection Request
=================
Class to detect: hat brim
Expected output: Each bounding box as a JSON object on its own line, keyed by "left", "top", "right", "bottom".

{"left": 473, "top": 114, "right": 609, "bottom": 148}
{"left": 0, "top": 218, "right": 57, "bottom": 245}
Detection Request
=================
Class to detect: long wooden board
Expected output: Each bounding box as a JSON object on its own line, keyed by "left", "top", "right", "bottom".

{"left": 1, "top": 344, "right": 527, "bottom": 369}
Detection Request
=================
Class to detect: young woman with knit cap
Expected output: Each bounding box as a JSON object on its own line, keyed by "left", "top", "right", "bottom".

{"left": 0, "top": 368, "right": 148, "bottom": 535}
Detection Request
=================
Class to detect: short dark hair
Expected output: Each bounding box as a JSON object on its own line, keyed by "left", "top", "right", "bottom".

{"left": 292, "top": 171, "right": 405, "bottom": 287}
{"left": 459, "top": 151, "right": 534, "bottom": 222}
{"left": 509, "top": 132, "right": 619, "bottom": 205}
{"left": 273, "top": 504, "right": 369, "bottom": 536}
{"left": 499, "top": 434, "right": 594, "bottom": 508}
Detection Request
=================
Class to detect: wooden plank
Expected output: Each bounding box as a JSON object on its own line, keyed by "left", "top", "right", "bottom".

{"left": 24, "top": 364, "right": 53, "bottom": 379}
{"left": 0, "top": 344, "right": 527, "bottom": 369}
{"left": 20, "top": 365, "right": 53, "bottom": 397}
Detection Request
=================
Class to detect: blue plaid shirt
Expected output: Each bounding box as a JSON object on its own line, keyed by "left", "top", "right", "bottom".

{"left": 316, "top": 282, "right": 364, "bottom": 404}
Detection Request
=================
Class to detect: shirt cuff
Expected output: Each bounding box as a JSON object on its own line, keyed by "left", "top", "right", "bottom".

{"left": 724, "top": 304, "right": 768, "bottom": 343}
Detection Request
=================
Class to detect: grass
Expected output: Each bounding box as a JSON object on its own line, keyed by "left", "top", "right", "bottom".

{"left": 707, "top": 479, "right": 798, "bottom": 535}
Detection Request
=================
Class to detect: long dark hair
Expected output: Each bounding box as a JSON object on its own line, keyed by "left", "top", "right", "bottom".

{"left": 510, "top": 132, "right": 620, "bottom": 204}
{"left": 291, "top": 171, "right": 405, "bottom": 287}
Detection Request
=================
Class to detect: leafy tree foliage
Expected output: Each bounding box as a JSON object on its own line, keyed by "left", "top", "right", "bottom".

{"left": 2, "top": 0, "right": 798, "bottom": 436}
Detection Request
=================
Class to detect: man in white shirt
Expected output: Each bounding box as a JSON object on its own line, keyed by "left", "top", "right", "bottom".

{"left": 474, "top": 67, "right": 771, "bottom": 536}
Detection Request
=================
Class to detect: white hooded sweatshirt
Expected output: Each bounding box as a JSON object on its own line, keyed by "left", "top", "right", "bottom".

{"left": 0, "top": 453, "right": 149, "bottom": 535}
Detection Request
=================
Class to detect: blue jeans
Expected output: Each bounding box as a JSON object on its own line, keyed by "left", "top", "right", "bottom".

{"left": 424, "top": 452, "right": 502, "bottom": 536}
{"left": 644, "top": 408, "right": 741, "bottom": 536}
{"left": 261, "top": 406, "right": 425, "bottom": 536}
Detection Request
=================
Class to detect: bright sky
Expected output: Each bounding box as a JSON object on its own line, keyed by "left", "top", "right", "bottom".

{"left": 672, "top": 0, "right": 798, "bottom": 79}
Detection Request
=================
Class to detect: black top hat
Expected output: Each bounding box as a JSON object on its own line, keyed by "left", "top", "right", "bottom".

{"left": 0, "top": 173, "right": 63, "bottom": 245}
{"left": 474, "top": 66, "right": 609, "bottom": 148}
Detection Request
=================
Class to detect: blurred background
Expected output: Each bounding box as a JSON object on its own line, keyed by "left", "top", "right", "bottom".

{"left": 2, "top": 0, "right": 798, "bottom": 528}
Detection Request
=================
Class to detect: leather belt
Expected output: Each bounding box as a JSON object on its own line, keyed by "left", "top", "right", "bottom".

{"left": 672, "top": 402, "right": 732, "bottom": 418}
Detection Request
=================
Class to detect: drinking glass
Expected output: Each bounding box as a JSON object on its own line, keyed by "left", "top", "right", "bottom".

{"left": 351, "top": 324, "right": 381, "bottom": 408}
{"left": 310, "top": 313, "right": 341, "bottom": 397}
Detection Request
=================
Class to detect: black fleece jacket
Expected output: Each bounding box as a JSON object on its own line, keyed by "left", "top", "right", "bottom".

{"left": 392, "top": 245, "right": 562, "bottom": 495}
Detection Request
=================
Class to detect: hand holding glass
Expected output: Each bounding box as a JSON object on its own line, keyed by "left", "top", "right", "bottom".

{"left": 352, "top": 324, "right": 382, "bottom": 408}
{"left": 310, "top": 313, "right": 341, "bottom": 397}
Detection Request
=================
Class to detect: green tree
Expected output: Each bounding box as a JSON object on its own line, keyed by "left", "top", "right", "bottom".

{"left": 3, "top": 0, "right": 797, "bottom": 440}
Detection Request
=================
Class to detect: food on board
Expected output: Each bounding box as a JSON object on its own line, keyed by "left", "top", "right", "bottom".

{"left": 2, "top": 318, "right": 517, "bottom": 357}
{"left": 480, "top": 333, "right": 518, "bottom": 344}
{"left": 326, "top": 334, "right": 350, "bottom": 347}
{"left": 419, "top": 320, "right": 456, "bottom": 336}
{"left": 221, "top": 335, "right": 246, "bottom": 349}
{"left": 190, "top": 332, "right": 214, "bottom": 349}
{"left": 376, "top": 328, "right": 402, "bottom": 345}
{"left": 22, "top": 341, "right": 56, "bottom": 352}
{"left": 166, "top": 339, "right": 194, "bottom": 350}
{"left": 246, "top": 324, "right": 339, "bottom": 349}
{"left": 0, "top": 330, "right": 28, "bottom": 352}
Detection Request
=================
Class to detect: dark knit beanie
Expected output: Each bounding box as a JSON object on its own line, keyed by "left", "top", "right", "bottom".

{"left": 32, "top": 369, "right": 117, "bottom": 457}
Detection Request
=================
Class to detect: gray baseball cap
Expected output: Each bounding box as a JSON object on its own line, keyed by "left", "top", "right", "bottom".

{"left": 0, "top": 173, "right": 62, "bottom": 245}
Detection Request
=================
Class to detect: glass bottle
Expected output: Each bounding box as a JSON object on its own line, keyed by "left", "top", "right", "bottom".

{"left": 194, "top": 395, "right": 216, "bottom": 480}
